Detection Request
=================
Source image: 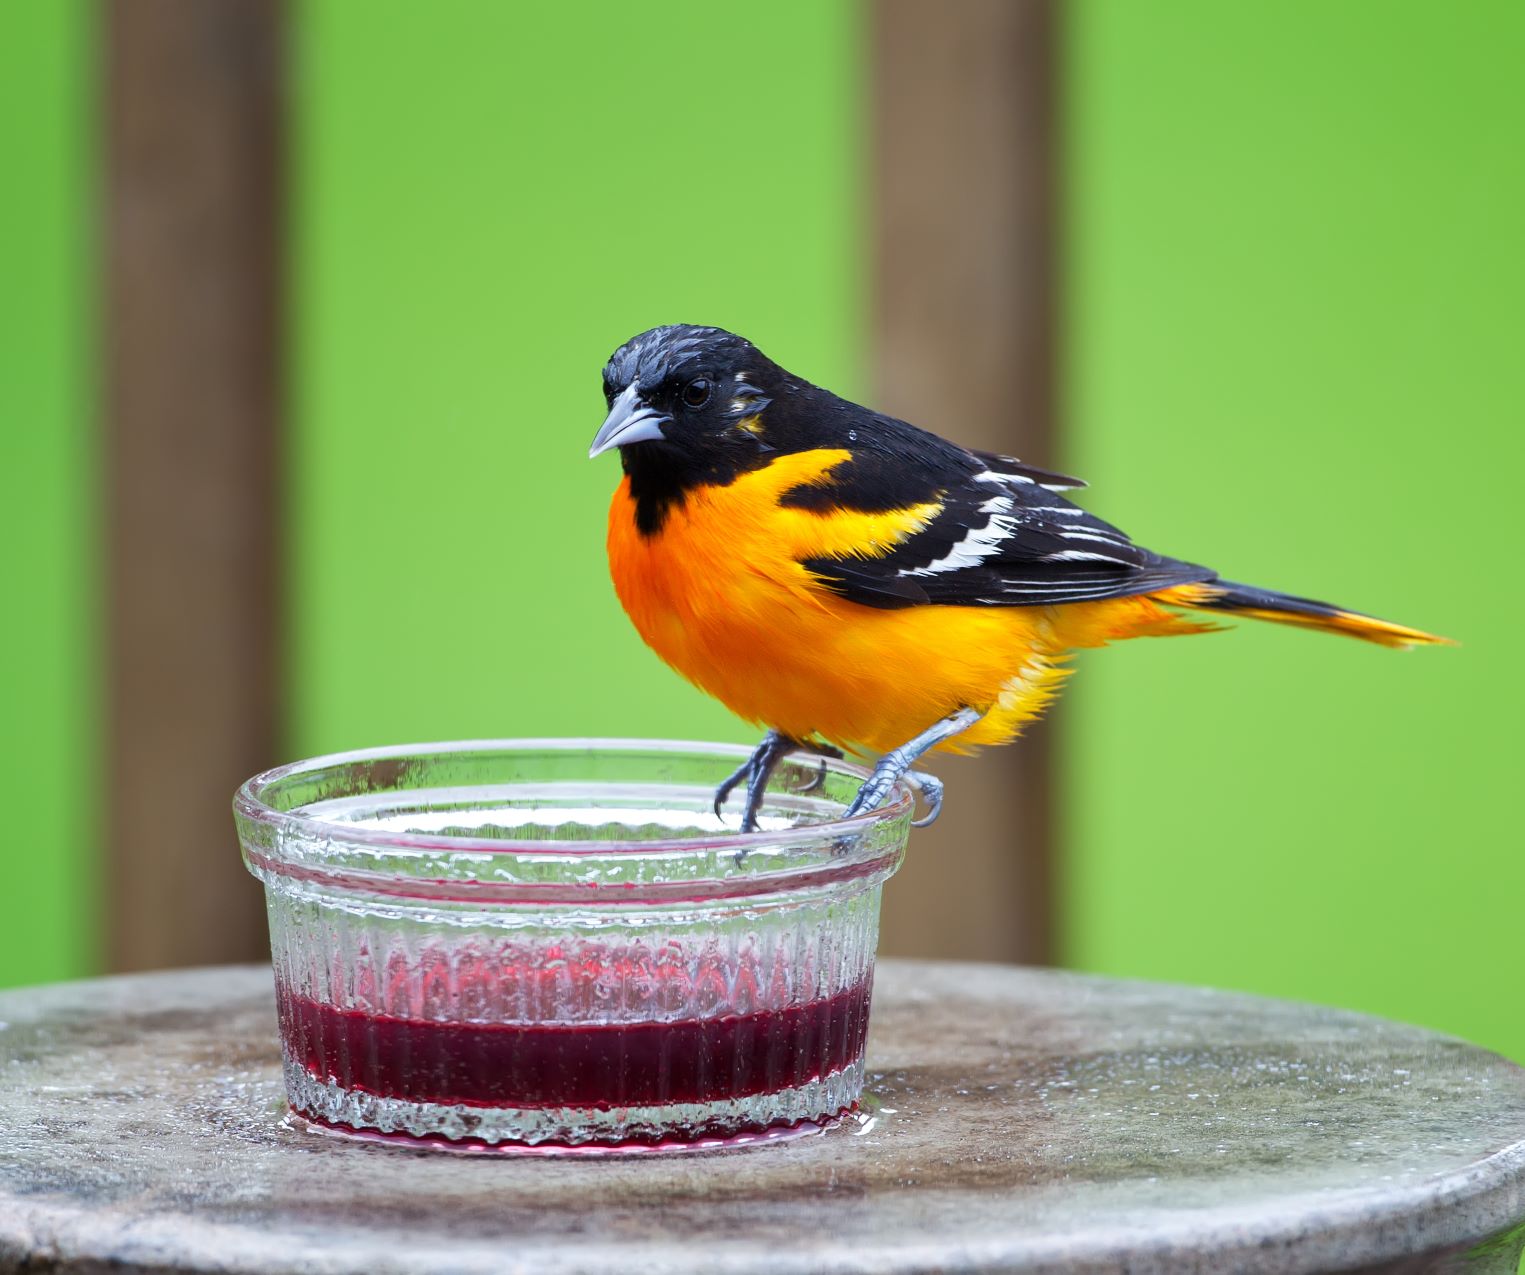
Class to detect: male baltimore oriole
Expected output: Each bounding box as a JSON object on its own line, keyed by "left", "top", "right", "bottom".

{"left": 590, "top": 325, "right": 1448, "bottom": 832}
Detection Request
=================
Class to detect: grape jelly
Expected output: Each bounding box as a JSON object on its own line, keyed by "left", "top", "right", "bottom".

{"left": 276, "top": 975, "right": 874, "bottom": 1111}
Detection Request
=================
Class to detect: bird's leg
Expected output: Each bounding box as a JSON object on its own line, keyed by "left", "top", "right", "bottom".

{"left": 714, "top": 731, "right": 796, "bottom": 833}
{"left": 842, "top": 707, "right": 983, "bottom": 822}
{"left": 713, "top": 732, "right": 783, "bottom": 819}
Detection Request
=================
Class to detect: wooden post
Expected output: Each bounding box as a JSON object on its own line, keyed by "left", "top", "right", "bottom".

{"left": 870, "top": 0, "right": 1058, "bottom": 965}
{"left": 104, "top": 0, "right": 284, "bottom": 971}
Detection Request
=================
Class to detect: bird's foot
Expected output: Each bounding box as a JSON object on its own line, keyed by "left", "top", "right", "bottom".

{"left": 716, "top": 735, "right": 849, "bottom": 843}
{"left": 840, "top": 707, "right": 983, "bottom": 826}
{"left": 713, "top": 731, "right": 797, "bottom": 836}
{"left": 842, "top": 764, "right": 901, "bottom": 821}
{"left": 828, "top": 758, "right": 938, "bottom": 857}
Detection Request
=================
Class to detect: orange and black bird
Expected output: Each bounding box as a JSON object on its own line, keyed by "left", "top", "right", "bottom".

{"left": 590, "top": 325, "right": 1448, "bottom": 832}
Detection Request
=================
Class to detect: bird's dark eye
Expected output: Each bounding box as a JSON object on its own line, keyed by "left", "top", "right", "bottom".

{"left": 681, "top": 378, "right": 712, "bottom": 409}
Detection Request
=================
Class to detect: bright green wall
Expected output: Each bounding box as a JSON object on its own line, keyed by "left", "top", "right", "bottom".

{"left": 291, "top": 0, "right": 861, "bottom": 758}
{"left": 1063, "top": 1, "right": 1524, "bottom": 1058}
{"left": 0, "top": 2, "right": 93, "bottom": 987}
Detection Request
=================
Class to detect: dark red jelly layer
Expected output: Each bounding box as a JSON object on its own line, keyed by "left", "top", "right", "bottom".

{"left": 276, "top": 977, "right": 873, "bottom": 1109}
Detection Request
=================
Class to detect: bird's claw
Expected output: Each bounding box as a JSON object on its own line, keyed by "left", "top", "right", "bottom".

{"left": 841, "top": 781, "right": 882, "bottom": 821}
{"left": 794, "top": 758, "right": 828, "bottom": 795}
{"left": 789, "top": 741, "right": 843, "bottom": 796}
{"left": 908, "top": 771, "right": 944, "bottom": 827}
{"left": 712, "top": 730, "right": 800, "bottom": 835}
{"left": 712, "top": 756, "right": 751, "bottom": 820}
{"left": 843, "top": 768, "right": 943, "bottom": 827}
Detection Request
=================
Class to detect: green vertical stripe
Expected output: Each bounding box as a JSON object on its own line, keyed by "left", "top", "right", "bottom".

{"left": 0, "top": 2, "right": 94, "bottom": 985}
{"left": 1063, "top": 1, "right": 1524, "bottom": 1056}
{"left": 290, "top": 1, "right": 861, "bottom": 757}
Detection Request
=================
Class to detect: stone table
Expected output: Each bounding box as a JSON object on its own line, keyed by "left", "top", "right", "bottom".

{"left": 3, "top": 963, "right": 1524, "bottom": 1275}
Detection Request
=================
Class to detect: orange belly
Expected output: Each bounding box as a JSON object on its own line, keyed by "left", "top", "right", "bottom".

{"left": 606, "top": 451, "right": 1201, "bottom": 755}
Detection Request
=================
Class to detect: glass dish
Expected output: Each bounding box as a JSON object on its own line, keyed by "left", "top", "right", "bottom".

{"left": 234, "top": 739, "right": 912, "bottom": 1152}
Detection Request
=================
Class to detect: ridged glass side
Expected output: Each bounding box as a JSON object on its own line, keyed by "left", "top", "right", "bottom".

{"left": 266, "top": 882, "right": 882, "bottom": 1145}
{"left": 282, "top": 1058, "right": 867, "bottom": 1148}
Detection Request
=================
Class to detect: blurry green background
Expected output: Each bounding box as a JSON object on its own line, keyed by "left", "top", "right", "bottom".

{"left": 3, "top": 0, "right": 93, "bottom": 983}
{"left": 5, "top": 0, "right": 1522, "bottom": 1059}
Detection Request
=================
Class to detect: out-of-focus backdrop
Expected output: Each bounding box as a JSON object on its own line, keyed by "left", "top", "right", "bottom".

{"left": 4, "top": 2, "right": 1521, "bottom": 1056}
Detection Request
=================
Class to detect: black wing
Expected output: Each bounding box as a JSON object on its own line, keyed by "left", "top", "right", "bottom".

{"left": 968, "top": 447, "right": 1087, "bottom": 491}
{"left": 795, "top": 441, "right": 1215, "bottom": 610}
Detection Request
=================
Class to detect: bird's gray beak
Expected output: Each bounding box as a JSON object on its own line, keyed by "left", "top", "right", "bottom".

{"left": 588, "top": 384, "right": 670, "bottom": 458}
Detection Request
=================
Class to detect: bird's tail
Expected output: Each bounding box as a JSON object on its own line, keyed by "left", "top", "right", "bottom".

{"left": 1157, "top": 580, "right": 1453, "bottom": 650}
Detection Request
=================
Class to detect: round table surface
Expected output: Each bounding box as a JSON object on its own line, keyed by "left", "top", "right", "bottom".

{"left": 3, "top": 962, "right": 1524, "bottom": 1275}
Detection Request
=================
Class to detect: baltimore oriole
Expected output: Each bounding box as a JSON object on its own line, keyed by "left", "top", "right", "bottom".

{"left": 590, "top": 325, "right": 1449, "bottom": 832}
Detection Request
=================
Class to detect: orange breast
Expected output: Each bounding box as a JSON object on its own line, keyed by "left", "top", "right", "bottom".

{"left": 604, "top": 450, "right": 1155, "bottom": 755}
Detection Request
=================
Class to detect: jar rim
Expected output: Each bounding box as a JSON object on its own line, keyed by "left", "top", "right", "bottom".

{"left": 234, "top": 738, "right": 914, "bottom": 898}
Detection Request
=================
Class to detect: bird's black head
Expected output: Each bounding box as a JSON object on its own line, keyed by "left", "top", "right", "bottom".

{"left": 590, "top": 325, "right": 792, "bottom": 531}
{"left": 589, "top": 324, "right": 781, "bottom": 460}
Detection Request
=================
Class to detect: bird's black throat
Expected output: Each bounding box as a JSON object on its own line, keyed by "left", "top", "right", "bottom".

{"left": 620, "top": 438, "right": 765, "bottom": 536}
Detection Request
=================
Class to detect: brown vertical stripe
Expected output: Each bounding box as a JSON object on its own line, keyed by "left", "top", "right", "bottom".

{"left": 869, "top": 0, "right": 1058, "bottom": 965}
{"left": 104, "top": 0, "right": 284, "bottom": 971}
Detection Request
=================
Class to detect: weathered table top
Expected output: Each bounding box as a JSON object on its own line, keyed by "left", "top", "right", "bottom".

{"left": 2, "top": 962, "right": 1523, "bottom": 1275}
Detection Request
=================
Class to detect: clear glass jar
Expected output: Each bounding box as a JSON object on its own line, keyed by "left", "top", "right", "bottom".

{"left": 234, "top": 739, "right": 911, "bottom": 1152}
